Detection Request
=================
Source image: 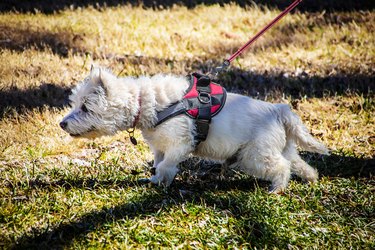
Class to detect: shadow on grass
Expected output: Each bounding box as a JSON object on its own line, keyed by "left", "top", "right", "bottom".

{"left": 0, "top": 83, "right": 71, "bottom": 118}
{"left": 213, "top": 68, "right": 375, "bottom": 100}
{"left": 0, "top": 25, "right": 88, "bottom": 57}
{"left": 9, "top": 151, "right": 374, "bottom": 249}
{"left": 302, "top": 152, "right": 374, "bottom": 179}
{"left": 1, "top": 0, "right": 374, "bottom": 13}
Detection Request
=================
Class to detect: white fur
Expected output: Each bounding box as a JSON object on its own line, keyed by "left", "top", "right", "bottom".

{"left": 61, "top": 67, "right": 329, "bottom": 193}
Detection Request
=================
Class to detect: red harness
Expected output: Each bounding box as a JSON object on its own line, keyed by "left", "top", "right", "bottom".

{"left": 155, "top": 73, "right": 226, "bottom": 144}
{"left": 184, "top": 74, "right": 226, "bottom": 118}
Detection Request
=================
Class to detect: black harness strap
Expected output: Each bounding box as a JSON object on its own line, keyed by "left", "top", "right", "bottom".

{"left": 155, "top": 73, "right": 226, "bottom": 146}
{"left": 155, "top": 100, "right": 187, "bottom": 126}
{"left": 194, "top": 73, "right": 212, "bottom": 143}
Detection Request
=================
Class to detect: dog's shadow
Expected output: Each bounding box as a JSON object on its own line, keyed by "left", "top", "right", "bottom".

{"left": 300, "top": 151, "right": 374, "bottom": 179}
{"left": 11, "top": 152, "right": 373, "bottom": 249}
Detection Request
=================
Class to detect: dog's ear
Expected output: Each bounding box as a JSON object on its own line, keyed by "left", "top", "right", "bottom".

{"left": 98, "top": 68, "right": 112, "bottom": 91}
{"left": 89, "top": 67, "right": 114, "bottom": 95}
{"left": 89, "top": 65, "right": 100, "bottom": 83}
{"left": 90, "top": 64, "right": 95, "bottom": 74}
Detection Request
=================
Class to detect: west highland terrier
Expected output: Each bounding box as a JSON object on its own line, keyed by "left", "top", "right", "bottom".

{"left": 60, "top": 66, "right": 329, "bottom": 193}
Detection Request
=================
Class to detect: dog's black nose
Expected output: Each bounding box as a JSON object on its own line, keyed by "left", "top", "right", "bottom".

{"left": 60, "top": 121, "right": 67, "bottom": 129}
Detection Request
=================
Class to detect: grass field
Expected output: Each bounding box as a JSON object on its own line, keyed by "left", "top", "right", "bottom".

{"left": 0, "top": 2, "right": 374, "bottom": 249}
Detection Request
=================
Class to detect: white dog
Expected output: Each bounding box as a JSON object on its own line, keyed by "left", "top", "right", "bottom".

{"left": 60, "top": 67, "right": 329, "bottom": 193}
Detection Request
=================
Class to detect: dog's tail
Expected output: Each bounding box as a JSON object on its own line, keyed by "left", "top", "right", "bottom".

{"left": 279, "top": 104, "right": 330, "bottom": 155}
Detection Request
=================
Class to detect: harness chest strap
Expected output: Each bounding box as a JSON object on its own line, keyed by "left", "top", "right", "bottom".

{"left": 155, "top": 73, "right": 227, "bottom": 145}
{"left": 193, "top": 74, "right": 212, "bottom": 142}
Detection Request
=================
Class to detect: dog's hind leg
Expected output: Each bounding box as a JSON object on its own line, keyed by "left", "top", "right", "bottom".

{"left": 283, "top": 140, "right": 318, "bottom": 183}
{"left": 240, "top": 145, "right": 291, "bottom": 194}
{"left": 266, "top": 155, "right": 291, "bottom": 194}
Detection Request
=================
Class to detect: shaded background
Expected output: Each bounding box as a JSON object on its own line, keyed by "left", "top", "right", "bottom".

{"left": 1, "top": 0, "right": 374, "bottom": 13}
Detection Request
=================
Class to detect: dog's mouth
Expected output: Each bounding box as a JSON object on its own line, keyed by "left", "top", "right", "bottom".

{"left": 69, "top": 126, "right": 96, "bottom": 138}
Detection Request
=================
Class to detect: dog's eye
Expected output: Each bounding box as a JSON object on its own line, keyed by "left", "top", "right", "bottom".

{"left": 81, "top": 104, "right": 89, "bottom": 113}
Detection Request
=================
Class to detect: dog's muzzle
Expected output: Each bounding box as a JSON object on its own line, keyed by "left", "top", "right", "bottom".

{"left": 60, "top": 121, "right": 78, "bottom": 136}
{"left": 59, "top": 121, "right": 68, "bottom": 130}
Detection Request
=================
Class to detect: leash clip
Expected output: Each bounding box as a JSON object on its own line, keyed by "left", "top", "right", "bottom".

{"left": 212, "top": 60, "right": 230, "bottom": 77}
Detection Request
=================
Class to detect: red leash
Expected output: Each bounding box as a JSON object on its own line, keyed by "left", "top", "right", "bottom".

{"left": 213, "top": 0, "right": 303, "bottom": 75}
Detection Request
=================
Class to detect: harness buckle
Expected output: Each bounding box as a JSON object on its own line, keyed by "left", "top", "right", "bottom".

{"left": 198, "top": 92, "right": 211, "bottom": 104}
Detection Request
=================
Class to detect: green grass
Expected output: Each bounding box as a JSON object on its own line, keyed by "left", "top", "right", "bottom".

{"left": 1, "top": 158, "right": 374, "bottom": 249}
{"left": 0, "top": 2, "right": 374, "bottom": 249}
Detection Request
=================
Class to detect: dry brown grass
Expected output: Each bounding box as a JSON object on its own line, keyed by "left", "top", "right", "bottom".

{"left": 0, "top": 4, "right": 373, "bottom": 160}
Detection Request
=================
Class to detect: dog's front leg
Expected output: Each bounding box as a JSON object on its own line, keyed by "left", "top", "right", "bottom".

{"left": 149, "top": 159, "right": 179, "bottom": 187}
{"left": 152, "top": 150, "right": 164, "bottom": 169}
{"left": 149, "top": 147, "right": 189, "bottom": 187}
{"left": 149, "top": 149, "right": 164, "bottom": 176}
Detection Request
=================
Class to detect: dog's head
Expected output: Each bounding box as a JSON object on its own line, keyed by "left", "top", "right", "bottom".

{"left": 60, "top": 66, "right": 134, "bottom": 138}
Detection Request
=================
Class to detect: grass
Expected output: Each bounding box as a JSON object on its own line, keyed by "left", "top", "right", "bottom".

{"left": 0, "top": 2, "right": 374, "bottom": 249}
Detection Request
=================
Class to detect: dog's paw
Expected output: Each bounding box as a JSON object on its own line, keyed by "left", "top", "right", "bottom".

{"left": 137, "top": 178, "right": 151, "bottom": 185}
{"left": 305, "top": 169, "right": 319, "bottom": 183}
{"left": 149, "top": 174, "right": 174, "bottom": 187}
{"left": 268, "top": 186, "right": 286, "bottom": 195}
{"left": 149, "top": 175, "right": 160, "bottom": 185}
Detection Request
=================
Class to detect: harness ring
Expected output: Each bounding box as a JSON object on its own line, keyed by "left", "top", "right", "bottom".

{"left": 198, "top": 92, "right": 211, "bottom": 104}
